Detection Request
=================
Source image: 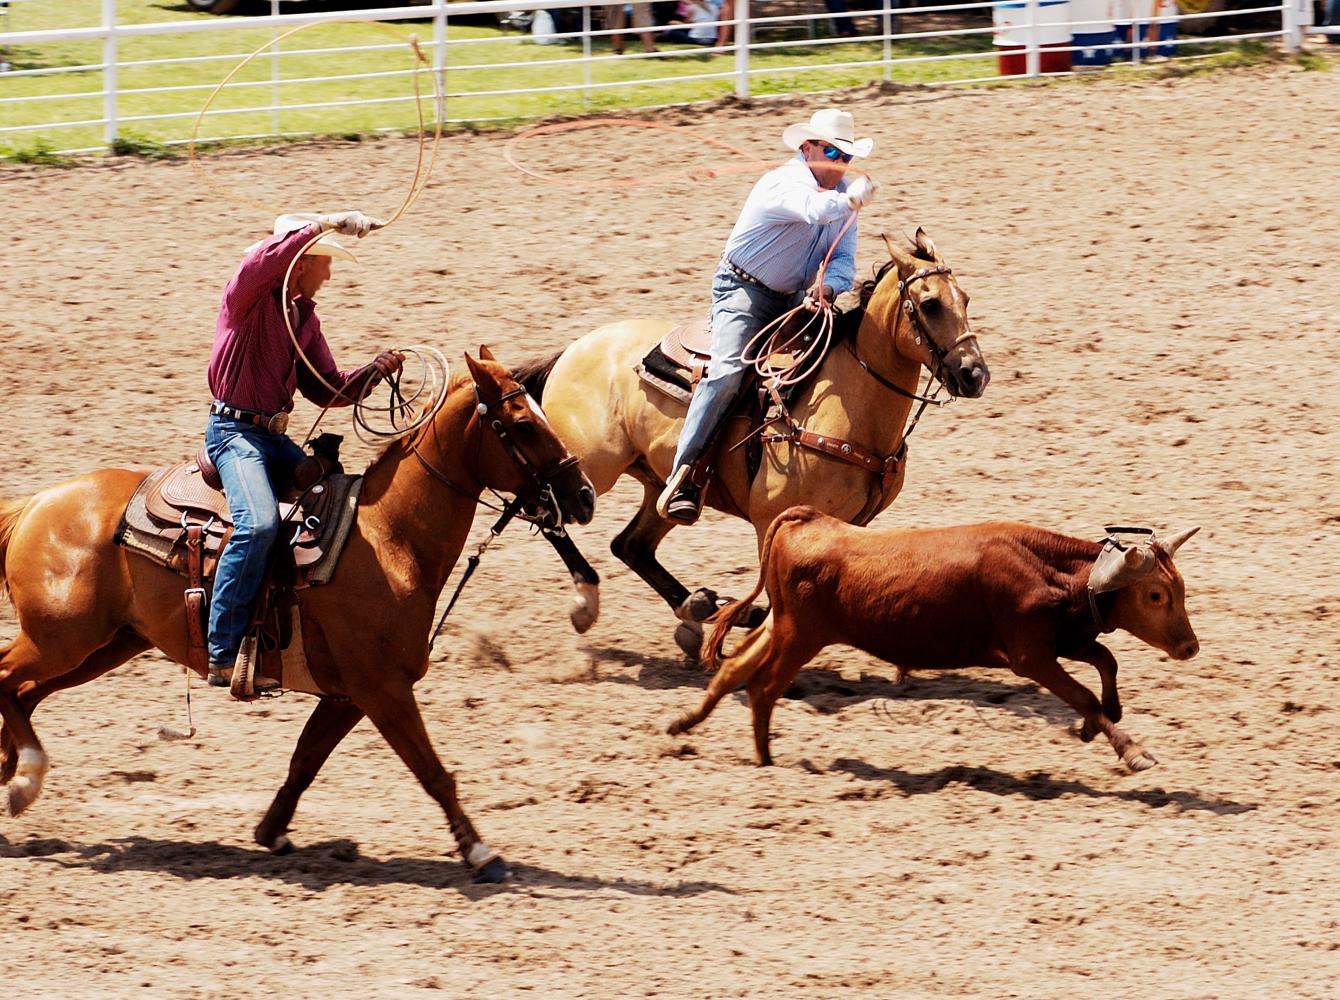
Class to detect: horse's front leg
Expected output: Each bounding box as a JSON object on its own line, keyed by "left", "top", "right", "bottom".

{"left": 255, "top": 696, "right": 365, "bottom": 854}
{"left": 357, "top": 680, "right": 510, "bottom": 883}
{"left": 541, "top": 527, "right": 601, "bottom": 634}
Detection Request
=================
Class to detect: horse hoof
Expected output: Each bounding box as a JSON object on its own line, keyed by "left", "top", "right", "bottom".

{"left": 679, "top": 588, "right": 722, "bottom": 624}
{"left": 742, "top": 605, "right": 769, "bottom": 629}
{"left": 267, "top": 834, "right": 294, "bottom": 856}
{"left": 568, "top": 581, "right": 600, "bottom": 634}
{"left": 1123, "top": 749, "right": 1158, "bottom": 772}
{"left": 674, "top": 621, "right": 703, "bottom": 660}
{"left": 472, "top": 857, "right": 512, "bottom": 884}
{"left": 666, "top": 716, "right": 690, "bottom": 736}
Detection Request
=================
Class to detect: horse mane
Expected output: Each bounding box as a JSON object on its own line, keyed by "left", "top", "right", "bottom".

{"left": 836, "top": 235, "right": 938, "bottom": 340}
{"left": 365, "top": 369, "right": 475, "bottom": 470}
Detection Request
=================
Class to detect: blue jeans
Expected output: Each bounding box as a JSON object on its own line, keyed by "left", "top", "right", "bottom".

{"left": 204, "top": 413, "right": 306, "bottom": 666}
{"left": 671, "top": 268, "right": 802, "bottom": 471}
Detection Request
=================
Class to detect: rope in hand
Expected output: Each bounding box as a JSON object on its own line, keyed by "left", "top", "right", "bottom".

{"left": 736, "top": 205, "right": 861, "bottom": 388}
{"left": 188, "top": 21, "right": 448, "bottom": 449}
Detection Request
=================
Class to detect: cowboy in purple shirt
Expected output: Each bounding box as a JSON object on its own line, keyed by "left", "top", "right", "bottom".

{"left": 205, "top": 210, "right": 402, "bottom": 692}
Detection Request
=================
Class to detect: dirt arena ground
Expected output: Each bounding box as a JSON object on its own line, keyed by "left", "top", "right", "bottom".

{"left": 2, "top": 62, "right": 1338, "bottom": 998}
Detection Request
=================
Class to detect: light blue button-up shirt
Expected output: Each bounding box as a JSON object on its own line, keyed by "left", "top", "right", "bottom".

{"left": 720, "top": 154, "right": 858, "bottom": 295}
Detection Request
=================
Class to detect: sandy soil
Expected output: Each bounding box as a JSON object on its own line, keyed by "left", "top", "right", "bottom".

{"left": 2, "top": 63, "right": 1339, "bottom": 999}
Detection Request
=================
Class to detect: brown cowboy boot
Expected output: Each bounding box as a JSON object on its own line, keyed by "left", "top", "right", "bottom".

{"left": 208, "top": 634, "right": 281, "bottom": 700}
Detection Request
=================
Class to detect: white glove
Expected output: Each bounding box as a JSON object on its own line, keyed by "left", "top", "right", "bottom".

{"left": 316, "top": 211, "right": 383, "bottom": 238}
{"left": 846, "top": 175, "right": 877, "bottom": 210}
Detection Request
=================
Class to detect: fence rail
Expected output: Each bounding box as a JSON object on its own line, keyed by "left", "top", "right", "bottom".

{"left": 0, "top": 0, "right": 1314, "bottom": 157}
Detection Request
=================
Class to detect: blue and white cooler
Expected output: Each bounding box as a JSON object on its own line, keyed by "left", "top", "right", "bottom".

{"left": 992, "top": 0, "right": 1073, "bottom": 75}
{"left": 1113, "top": 0, "right": 1179, "bottom": 58}
{"left": 1070, "top": 0, "right": 1115, "bottom": 65}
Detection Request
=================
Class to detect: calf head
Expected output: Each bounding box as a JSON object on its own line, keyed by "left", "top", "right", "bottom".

{"left": 1096, "top": 527, "right": 1200, "bottom": 661}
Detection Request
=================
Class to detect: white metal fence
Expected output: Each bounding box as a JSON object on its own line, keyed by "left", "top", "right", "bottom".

{"left": 0, "top": 0, "right": 1318, "bottom": 157}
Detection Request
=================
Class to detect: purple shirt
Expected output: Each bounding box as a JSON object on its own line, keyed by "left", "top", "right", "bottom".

{"left": 207, "top": 224, "right": 360, "bottom": 414}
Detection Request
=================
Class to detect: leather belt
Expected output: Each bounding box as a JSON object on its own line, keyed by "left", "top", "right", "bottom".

{"left": 721, "top": 256, "right": 796, "bottom": 296}
{"left": 210, "top": 401, "right": 289, "bottom": 435}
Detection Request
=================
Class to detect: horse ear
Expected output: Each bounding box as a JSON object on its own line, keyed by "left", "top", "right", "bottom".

{"left": 914, "top": 227, "right": 938, "bottom": 260}
{"left": 463, "top": 352, "right": 499, "bottom": 397}
{"left": 478, "top": 344, "right": 497, "bottom": 362}
{"left": 881, "top": 232, "right": 910, "bottom": 265}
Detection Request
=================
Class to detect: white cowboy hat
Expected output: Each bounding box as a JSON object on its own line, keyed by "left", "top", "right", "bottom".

{"left": 782, "top": 108, "right": 874, "bottom": 159}
{"left": 244, "top": 213, "right": 358, "bottom": 263}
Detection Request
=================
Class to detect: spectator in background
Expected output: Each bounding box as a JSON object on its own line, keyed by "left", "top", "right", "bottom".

{"left": 608, "top": 1, "right": 658, "bottom": 54}
{"left": 715, "top": 0, "right": 734, "bottom": 48}
{"left": 826, "top": 0, "right": 859, "bottom": 37}
{"left": 664, "top": 0, "right": 722, "bottom": 44}
{"left": 1325, "top": 0, "right": 1340, "bottom": 41}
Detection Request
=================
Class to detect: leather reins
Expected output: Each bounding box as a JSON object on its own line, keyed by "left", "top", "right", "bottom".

{"left": 412, "top": 379, "right": 582, "bottom": 651}
{"left": 410, "top": 382, "right": 580, "bottom": 528}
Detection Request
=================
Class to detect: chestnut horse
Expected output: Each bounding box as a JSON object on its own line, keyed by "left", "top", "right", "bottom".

{"left": 0, "top": 350, "right": 595, "bottom": 883}
{"left": 519, "top": 230, "right": 991, "bottom": 654}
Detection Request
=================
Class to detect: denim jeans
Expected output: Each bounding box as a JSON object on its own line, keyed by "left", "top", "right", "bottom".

{"left": 203, "top": 413, "right": 306, "bottom": 666}
{"left": 671, "top": 268, "right": 802, "bottom": 472}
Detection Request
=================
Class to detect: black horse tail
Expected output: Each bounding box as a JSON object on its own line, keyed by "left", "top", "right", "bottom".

{"left": 511, "top": 349, "right": 565, "bottom": 404}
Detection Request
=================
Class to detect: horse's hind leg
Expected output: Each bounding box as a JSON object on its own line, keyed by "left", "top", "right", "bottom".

{"left": 0, "top": 628, "right": 150, "bottom": 785}
{"left": 357, "top": 683, "right": 509, "bottom": 883}
{"left": 611, "top": 478, "right": 691, "bottom": 613}
{"left": 0, "top": 689, "right": 46, "bottom": 817}
{"left": 255, "top": 697, "right": 365, "bottom": 854}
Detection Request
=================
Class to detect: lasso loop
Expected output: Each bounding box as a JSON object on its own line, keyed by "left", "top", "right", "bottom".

{"left": 189, "top": 19, "right": 447, "bottom": 447}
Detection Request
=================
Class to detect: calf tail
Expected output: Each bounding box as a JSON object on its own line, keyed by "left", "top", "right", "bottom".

{"left": 0, "top": 497, "right": 30, "bottom": 600}
{"left": 703, "top": 505, "right": 823, "bottom": 670}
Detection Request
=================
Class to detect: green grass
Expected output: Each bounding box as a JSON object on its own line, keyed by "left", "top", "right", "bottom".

{"left": 0, "top": 0, "right": 1326, "bottom": 159}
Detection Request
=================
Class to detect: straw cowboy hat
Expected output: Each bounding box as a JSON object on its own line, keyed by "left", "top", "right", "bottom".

{"left": 782, "top": 108, "right": 874, "bottom": 159}
{"left": 245, "top": 213, "right": 358, "bottom": 263}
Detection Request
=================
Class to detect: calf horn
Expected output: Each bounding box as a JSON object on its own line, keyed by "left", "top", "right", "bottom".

{"left": 1090, "top": 543, "right": 1157, "bottom": 593}
{"left": 1158, "top": 526, "right": 1200, "bottom": 557}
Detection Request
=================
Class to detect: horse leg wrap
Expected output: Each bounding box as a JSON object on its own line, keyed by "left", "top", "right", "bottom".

{"left": 6, "top": 746, "right": 49, "bottom": 817}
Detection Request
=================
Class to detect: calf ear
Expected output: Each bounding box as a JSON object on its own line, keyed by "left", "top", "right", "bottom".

{"left": 1159, "top": 526, "right": 1200, "bottom": 557}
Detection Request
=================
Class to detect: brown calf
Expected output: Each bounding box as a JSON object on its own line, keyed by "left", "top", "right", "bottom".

{"left": 668, "top": 506, "right": 1200, "bottom": 771}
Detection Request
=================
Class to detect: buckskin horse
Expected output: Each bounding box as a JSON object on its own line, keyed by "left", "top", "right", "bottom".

{"left": 517, "top": 229, "right": 990, "bottom": 655}
{"left": 0, "top": 350, "right": 595, "bottom": 883}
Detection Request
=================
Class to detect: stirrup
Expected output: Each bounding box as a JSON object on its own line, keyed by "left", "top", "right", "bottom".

{"left": 657, "top": 466, "right": 703, "bottom": 525}
{"left": 656, "top": 465, "right": 692, "bottom": 520}
{"left": 228, "top": 635, "right": 281, "bottom": 701}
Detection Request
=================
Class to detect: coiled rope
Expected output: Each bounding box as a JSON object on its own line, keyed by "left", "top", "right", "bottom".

{"left": 188, "top": 20, "right": 449, "bottom": 448}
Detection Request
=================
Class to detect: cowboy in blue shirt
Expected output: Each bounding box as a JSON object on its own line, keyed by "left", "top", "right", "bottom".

{"left": 657, "top": 108, "right": 878, "bottom": 524}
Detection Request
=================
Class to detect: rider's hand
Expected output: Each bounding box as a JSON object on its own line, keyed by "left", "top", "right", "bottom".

{"left": 371, "top": 349, "right": 405, "bottom": 379}
{"left": 846, "top": 175, "right": 877, "bottom": 210}
{"left": 803, "top": 284, "right": 835, "bottom": 312}
{"left": 317, "top": 211, "right": 384, "bottom": 238}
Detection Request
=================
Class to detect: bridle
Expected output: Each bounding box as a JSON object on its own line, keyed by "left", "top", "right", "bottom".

{"left": 410, "top": 380, "right": 580, "bottom": 529}
{"left": 897, "top": 263, "right": 978, "bottom": 384}
{"left": 845, "top": 261, "right": 976, "bottom": 405}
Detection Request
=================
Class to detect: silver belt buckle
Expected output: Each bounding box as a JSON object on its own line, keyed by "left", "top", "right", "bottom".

{"left": 267, "top": 411, "right": 289, "bottom": 435}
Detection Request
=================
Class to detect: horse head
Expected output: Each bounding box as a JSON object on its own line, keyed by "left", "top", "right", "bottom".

{"left": 463, "top": 347, "right": 596, "bottom": 527}
{"left": 874, "top": 228, "right": 990, "bottom": 399}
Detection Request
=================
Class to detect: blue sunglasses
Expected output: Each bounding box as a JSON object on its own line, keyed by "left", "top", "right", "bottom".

{"left": 819, "top": 143, "right": 853, "bottom": 163}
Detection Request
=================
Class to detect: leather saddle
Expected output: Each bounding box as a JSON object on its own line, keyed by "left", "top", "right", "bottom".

{"left": 114, "top": 433, "right": 362, "bottom": 690}
{"left": 141, "top": 445, "right": 341, "bottom": 569}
